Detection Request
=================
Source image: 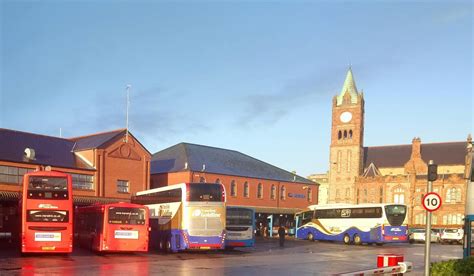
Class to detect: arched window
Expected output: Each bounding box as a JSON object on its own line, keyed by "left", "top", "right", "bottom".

{"left": 393, "top": 187, "right": 405, "bottom": 204}
{"left": 338, "top": 131, "right": 342, "bottom": 140}
{"left": 230, "top": 180, "right": 236, "bottom": 197}
{"left": 257, "top": 183, "right": 263, "bottom": 199}
{"left": 271, "top": 185, "right": 276, "bottom": 200}
{"left": 199, "top": 177, "right": 206, "bottom": 183}
{"left": 244, "top": 182, "right": 249, "bottom": 198}
{"left": 349, "top": 130, "right": 353, "bottom": 139}
{"left": 343, "top": 130, "right": 348, "bottom": 139}
{"left": 280, "top": 185, "right": 286, "bottom": 200}
{"left": 215, "top": 178, "right": 221, "bottom": 184}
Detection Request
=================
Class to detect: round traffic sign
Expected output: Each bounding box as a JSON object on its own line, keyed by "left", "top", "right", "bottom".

{"left": 422, "top": 192, "right": 442, "bottom": 212}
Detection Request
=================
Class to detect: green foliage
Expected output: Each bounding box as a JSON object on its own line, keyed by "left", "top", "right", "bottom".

{"left": 431, "top": 257, "right": 474, "bottom": 276}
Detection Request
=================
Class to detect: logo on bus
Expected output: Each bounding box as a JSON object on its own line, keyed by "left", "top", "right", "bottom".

{"left": 192, "top": 208, "right": 221, "bottom": 218}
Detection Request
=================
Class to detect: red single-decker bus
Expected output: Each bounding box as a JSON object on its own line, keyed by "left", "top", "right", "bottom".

{"left": 75, "top": 202, "right": 149, "bottom": 252}
{"left": 21, "top": 170, "right": 73, "bottom": 253}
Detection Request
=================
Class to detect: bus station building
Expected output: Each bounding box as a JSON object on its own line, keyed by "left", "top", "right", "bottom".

{"left": 150, "top": 142, "right": 319, "bottom": 233}
{"left": 0, "top": 128, "right": 151, "bottom": 241}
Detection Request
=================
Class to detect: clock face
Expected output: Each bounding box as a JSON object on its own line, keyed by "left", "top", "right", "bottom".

{"left": 340, "top": 111, "right": 352, "bottom": 123}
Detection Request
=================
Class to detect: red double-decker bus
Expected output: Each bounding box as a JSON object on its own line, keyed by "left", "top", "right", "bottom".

{"left": 75, "top": 202, "right": 149, "bottom": 252}
{"left": 21, "top": 170, "right": 73, "bottom": 253}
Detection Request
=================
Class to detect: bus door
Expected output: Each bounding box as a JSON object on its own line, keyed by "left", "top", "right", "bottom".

{"left": 295, "top": 214, "right": 301, "bottom": 239}
{"left": 267, "top": 215, "right": 273, "bottom": 237}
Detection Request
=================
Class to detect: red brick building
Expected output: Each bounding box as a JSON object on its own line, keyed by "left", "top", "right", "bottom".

{"left": 150, "top": 143, "right": 318, "bottom": 230}
{"left": 0, "top": 128, "right": 151, "bottom": 240}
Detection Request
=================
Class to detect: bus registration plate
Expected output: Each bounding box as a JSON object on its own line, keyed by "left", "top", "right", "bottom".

{"left": 35, "top": 233, "right": 61, "bottom": 242}
{"left": 114, "top": 230, "right": 139, "bottom": 239}
{"left": 200, "top": 246, "right": 211, "bottom": 250}
{"left": 41, "top": 246, "right": 56, "bottom": 251}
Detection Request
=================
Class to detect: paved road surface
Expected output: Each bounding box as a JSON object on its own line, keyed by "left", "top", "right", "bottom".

{"left": 0, "top": 238, "right": 462, "bottom": 275}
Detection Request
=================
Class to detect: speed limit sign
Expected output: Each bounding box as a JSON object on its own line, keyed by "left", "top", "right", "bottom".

{"left": 422, "top": 192, "right": 442, "bottom": 212}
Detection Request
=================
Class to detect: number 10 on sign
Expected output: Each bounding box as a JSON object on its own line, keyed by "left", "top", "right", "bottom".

{"left": 422, "top": 192, "right": 442, "bottom": 212}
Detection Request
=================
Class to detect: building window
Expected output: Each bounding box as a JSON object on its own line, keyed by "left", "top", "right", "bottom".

{"left": 393, "top": 187, "right": 405, "bottom": 204}
{"left": 307, "top": 188, "right": 312, "bottom": 202}
{"left": 345, "top": 188, "right": 350, "bottom": 197}
{"left": 199, "top": 177, "right": 206, "bottom": 183}
{"left": 432, "top": 215, "right": 438, "bottom": 225}
{"left": 338, "top": 131, "right": 342, "bottom": 140}
{"left": 343, "top": 130, "right": 347, "bottom": 139}
{"left": 0, "top": 165, "right": 34, "bottom": 185}
{"left": 257, "top": 183, "right": 263, "bottom": 199}
{"left": 446, "top": 188, "right": 462, "bottom": 203}
{"left": 415, "top": 213, "right": 426, "bottom": 225}
{"left": 349, "top": 130, "right": 353, "bottom": 139}
{"left": 271, "top": 184, "right": 276, "bottom": 200}
{"left": 280, "top": 186, "right": 286, "bottom": 200}
{"left": 243, "top": 182, "right": 249, "bottom": 198}
{"left": 117, "top": 180, "right": 129, "bottom": 193}
{"left": 71, "top": 173, "right": 94, "bottom": 190}
{"left": 443, "top": 214, "right": 464, "bottom": 225}
{"left": 230, "top": 180, "right": 237, "bottom": 197}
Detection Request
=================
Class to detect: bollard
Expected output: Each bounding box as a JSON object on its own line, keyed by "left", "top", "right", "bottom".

{"left": 377, "top": 254, "right": 404, "bottom": 268}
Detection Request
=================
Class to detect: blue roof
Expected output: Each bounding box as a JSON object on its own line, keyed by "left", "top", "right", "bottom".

{"left": 151, "top": 143, "right": 315, "bottom": 185}
{"left": 70, "top": 129, "right": 126, "bottom": 151}
{"left": 0, "top": 128, "right": 93, "bottom": 170}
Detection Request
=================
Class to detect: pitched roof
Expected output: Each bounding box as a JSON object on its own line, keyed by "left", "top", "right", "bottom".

{"left": 151, "top": 143, "right": 315, "bottom": 185}
{"left": 363, "top": 162, "right": 381, "bottom": 177}
{"left": 69, "top": 129, "right": 126, "bottom": 151}
{"left": 0, "top": 128, "right": 93, "bottom": 170}
{"left": 363, "top": 141, "right": 467, "bottom": 169}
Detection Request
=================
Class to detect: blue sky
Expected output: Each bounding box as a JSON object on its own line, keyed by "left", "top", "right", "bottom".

{"left": 1, "top": 1, "right": 472, "bottom": 177}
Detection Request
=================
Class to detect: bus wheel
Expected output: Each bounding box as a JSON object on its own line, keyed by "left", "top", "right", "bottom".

{"left": 307, "top": 233, "right": 314, "bottom": 242}
{"left": 158, "top": 239, "right": 164, "bottom": 251}
{"left": 166, "top": 238, "right": 172, "bottom": 253}
{"left": 343, "top": 234, "right": 351, "bottom": 245}
{"left": 353, "top": 234, "right": 362, "bottom": 245}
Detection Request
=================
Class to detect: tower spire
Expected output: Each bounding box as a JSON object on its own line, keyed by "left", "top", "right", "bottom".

{"left": 336, "top": 67, "right": 359, "bottom": 106}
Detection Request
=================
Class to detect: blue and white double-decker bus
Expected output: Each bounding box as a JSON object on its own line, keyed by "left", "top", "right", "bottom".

{"left": 225, "top": 207, "right": 255, "bottom": 248}
{"left": 295, "top": 203, "right": 408, "bottom": 245}
{"left": 132, "top": 183, "right": 226, "bottom": 252}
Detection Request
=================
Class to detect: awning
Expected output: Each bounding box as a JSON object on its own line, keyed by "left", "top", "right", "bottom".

{"left": 0, "top": 191, "right": 20, "bottom": 201}
{"left": 74, "top": 196, "right": 129, "bottom": 206}
{"left": 228, "top": 205, "right": 302, "bottom": 215}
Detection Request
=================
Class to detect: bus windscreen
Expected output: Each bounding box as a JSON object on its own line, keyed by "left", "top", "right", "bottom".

{"left": 188, "top": 184, "right": 223, "bottom": 202}
{"left": 27, "top": 177, "right": 68, "bottom": 199}
{"left": 108, "top": 207, "right": 146, "bottom": 225}
{"left": 227, "top": 209, "right": 253, "bottom": 225}
{"left": 385, "top": 205, "right": 407, "bottom": 226}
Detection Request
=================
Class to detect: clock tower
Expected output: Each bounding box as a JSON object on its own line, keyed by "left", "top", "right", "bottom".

{"left": 328, "top": 68, "right": 365, "bottom": 203}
